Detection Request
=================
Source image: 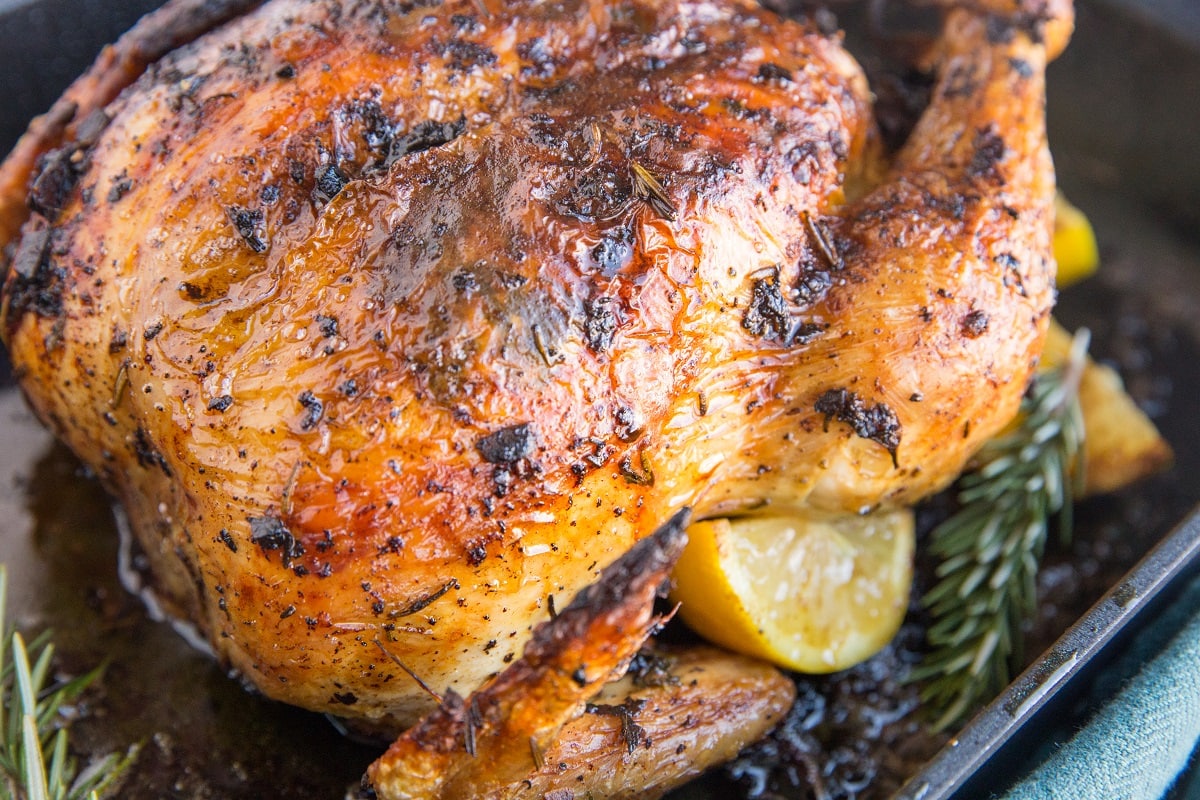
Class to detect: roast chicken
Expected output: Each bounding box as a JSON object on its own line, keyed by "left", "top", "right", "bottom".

{"left": 0, "top": 0, "right": 1071, "bottom": 795}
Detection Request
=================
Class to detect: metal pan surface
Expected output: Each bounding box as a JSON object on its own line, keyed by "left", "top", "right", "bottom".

{"left": 0, "top": 1, "right": 1197, "bottom": 798}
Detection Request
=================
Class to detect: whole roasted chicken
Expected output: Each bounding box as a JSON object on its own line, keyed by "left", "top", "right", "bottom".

{"left": 0, "top": 0, "right": 1071, "bottom": 795}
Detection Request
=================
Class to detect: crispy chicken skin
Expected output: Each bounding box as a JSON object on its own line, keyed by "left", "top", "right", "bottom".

{"left": 0, "top": 0, "right": 1070, "bottom": 795}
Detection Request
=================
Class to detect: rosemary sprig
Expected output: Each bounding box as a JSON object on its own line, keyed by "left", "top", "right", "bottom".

{"left": 0, "top": 566, "right": 136, "bottom": 800}
{"left": 912, "top": 328, "right": 1090, "bottom": 731}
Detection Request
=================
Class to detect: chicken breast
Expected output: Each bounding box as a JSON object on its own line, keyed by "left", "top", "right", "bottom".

{"left": 0, "top": 0, "right": 1071, "bottom": 795}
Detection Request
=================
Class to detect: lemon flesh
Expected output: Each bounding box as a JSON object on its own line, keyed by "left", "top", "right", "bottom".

{"left": 671, "top": 510, "right": 914, "bottom": 674}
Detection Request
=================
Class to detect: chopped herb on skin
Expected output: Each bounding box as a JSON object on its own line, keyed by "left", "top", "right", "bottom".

{"left": 962, "top": 309, "right": 990, "bottom": 338}
{"left": 465, "top": 697, "right": 482, "bottom": 756}
{"left": 803, "top": 211, "right": 843, "bottom": 270}
{"left": 132, "top": 426, "right": 172, "bottom": 477}
{"left": 619, "top": 451, "right": 655, "bottom": 486}
{"left": 631, "top": 162, "right": 677, "bottom": 221}
{"left": 529, "top": 736, "right": 545, "bottom": 770}
{"left": 388, "top": 579, "right": 460, "bottom": 618}
{"left": 628, "top": 649, "right": 677, "bottom": 688}
{"left": 742, "top": 275, "right": 789, "bottom": 340}
{"left": 374, "top": 638, "right": 444, "bottom": 703}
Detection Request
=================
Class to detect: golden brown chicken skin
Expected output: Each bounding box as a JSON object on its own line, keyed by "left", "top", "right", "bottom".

{"left": 1, "top": 0, "right": 1071, "bottom": 795}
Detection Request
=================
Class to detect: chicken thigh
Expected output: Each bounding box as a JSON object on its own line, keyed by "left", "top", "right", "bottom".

{"left": 1, "top": 0, "right": 1070, "bottom": 795}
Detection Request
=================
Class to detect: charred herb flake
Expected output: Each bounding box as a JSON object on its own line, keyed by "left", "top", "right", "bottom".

{"left": 466, "top": 541, "right": 488, "bottom": 566}
{"left": 132, "top": 427, "right": 172, "bottom": 477}
{"left": 962, "top": 309, "right": 990, "bottom": 338}
{"left": 30, "top": 144, "right": 88, "bottom": 218}
{"left": 10, "top": 226, "right": 51, "bottom": 281}
{"left": 443, "top": 38, "right": 497, "bottom": 72}
{"left": 249, "top": 513, "right": 305, "bottom": 566}
{"left": 476, "top": 423, "right": 536, "bottom": 464}
{"left": 815, "top": 388, "right": 902, "bottom": 464}
{"left": 208, "top": 394, "right": 234, "bottom": 412}
{"left": 743, "top": 276, "right": 789, "bottom": 340}
{"left": 590, "top": 229, "right": 632, "bottom": 275}
{"left": 464, "top": 697, "right": 481, "bottom": 756}
{"left": 107, "top": 176, "right": 133, "bottom": 203}
{"left": 5, "top": 226, "right": 63, "bottom": 324}
{"left": 387, "top": 117, "right": 466, "bottom": 165}
{"left": 796, "top": 268, "right": 833, "bottom": 306}
{"left": 229, "top": 206, "right": 268, "bottom": 253}
{"left": 378, "top": 535, "right": 405, "bottom": 555}
{"left": 584, "top": 297, "right": 618, "bottom": 352}
{"left": 316, "top": 314, "right": 339, "bottom": 337}
{"left": 297, "top": 391, "right": 324, "bottom": 430}
{"left": 313, "top": 164, "right": 348, "bottom": 204}
{"left": 756, "top": 62, "right": 794, "bottom": 82}
{"left": 968, "top": 126, "right": 1007, "bottom": 182}
{"left": 217, "top": 528, "right": 238, "bottom": 552}
{"left": 628, "top": 648, "right": 678, "bottom": 688}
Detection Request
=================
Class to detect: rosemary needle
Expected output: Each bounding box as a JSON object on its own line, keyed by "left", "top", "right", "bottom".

{"left": 0, "top": 566, "right": 137, "bottom": 800}
{"left": 912, "top": 328, "right": 1089, "bottom": 731}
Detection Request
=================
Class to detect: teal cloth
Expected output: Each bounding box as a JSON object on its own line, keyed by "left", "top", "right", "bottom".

{"left": 1000, "top": 574, "right": 1200, "bottom": 800}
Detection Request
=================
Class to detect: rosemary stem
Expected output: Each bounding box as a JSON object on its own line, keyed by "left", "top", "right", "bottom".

{"left": 916, "top": 328, "right": 1089, "bottom": 730}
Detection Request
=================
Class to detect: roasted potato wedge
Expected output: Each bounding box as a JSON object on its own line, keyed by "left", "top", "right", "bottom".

{"left": 1043, "top": 319, "right": 1173, "bottom": 496}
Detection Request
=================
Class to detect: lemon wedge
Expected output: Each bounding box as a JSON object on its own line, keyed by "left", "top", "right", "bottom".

{"left": 670, "top": 509, "right": 914, "bottom": 673}
{"left": 1054, "top": 193, "right": 1100, "bottom": 287}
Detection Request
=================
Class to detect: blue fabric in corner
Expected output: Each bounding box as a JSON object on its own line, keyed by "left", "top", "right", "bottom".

{"left": 1000, "top": 574, "right": 1200, "bottom": 800}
